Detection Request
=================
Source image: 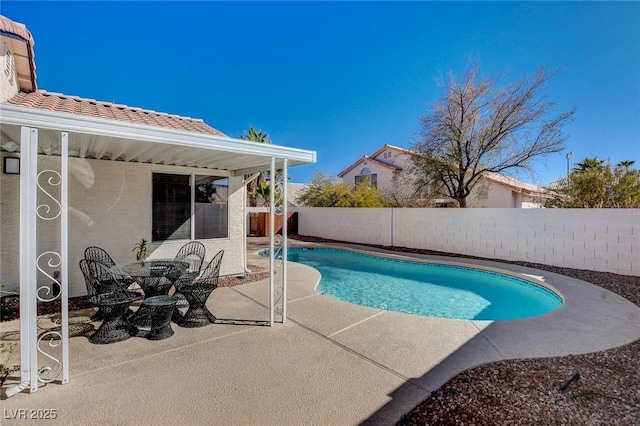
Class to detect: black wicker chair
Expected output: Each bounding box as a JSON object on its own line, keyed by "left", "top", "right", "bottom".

{"left": 79, "top": 259, "right": 107, "bottom": 321}
{"left": 176, "top": 250, "right": 223, "bottom": 328}
{"left": 171, "top": 241, "right": 206, "bottom": 312}
{"left": 175, "top": 241, "right": 206, "bottom": 269}
{"left": 80, "top": 259, "right": 141, "bottom": 344}
{"left": 84, "top": 246, "right": 137, "bottom": 289}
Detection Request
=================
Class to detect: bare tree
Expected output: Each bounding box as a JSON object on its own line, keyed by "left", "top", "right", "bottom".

{"left": 383, "top": 170, "right": 444, "bottom": 207}
{"left": 411, "top": 64, "right": 575, "bottom": 207}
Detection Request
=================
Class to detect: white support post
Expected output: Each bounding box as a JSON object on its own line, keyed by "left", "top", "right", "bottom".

{"left": 7, "top": 127, "right": 38, "bottom": 397}
{"left": 282, "top": 159, "right": 288, "bottom": 323}
{"left": 60, "top": 132, "right": 69, "bottom": 384}
{"left": 269, "top": 157, "right": 276, "bottom": 326}
{"left": 190, "top": 174, "right": 195, "bottom": 240}
{"left": 26, "top": 128, "right": 38, "bottom": 393}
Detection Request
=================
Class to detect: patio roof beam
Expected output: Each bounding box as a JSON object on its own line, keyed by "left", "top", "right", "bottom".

{"left": 94, "top": 139, "right": 110, "bottom": 161}
{"left": 0, "top": 105, "right": 317, "bottom": 172}
{"left": 109, "top": 139, "right": 135, "bottom": 161}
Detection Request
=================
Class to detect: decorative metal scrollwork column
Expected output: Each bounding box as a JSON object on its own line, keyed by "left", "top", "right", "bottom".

{"left": 268, "top": 158, "right": 288, "bottom": 325}
{"left": 7, "top": 128, "right": 69, "bottom": 398}
{"left": 35, "top": 250, "right": 63, "bottom": 383}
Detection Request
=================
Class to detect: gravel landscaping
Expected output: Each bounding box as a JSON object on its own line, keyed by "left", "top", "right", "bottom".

{"left": 397, "top": 264, "right": 639, "bottom": 426}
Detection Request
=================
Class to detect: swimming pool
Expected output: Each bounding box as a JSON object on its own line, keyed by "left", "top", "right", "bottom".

{"left": 273, "top": 247, "right": 563, "bottom": 321}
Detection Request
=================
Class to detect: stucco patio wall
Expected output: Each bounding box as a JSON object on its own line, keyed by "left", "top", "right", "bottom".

{"left": 296, "top": 207, "right": 640, "bottom": 276}
{"left": 0, "top": 154, "right": 246, "bottom": 296}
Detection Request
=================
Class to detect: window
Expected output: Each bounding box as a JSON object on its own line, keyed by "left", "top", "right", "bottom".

{"left": 477, "top": 186, "right": 489, "bottom": 200}
{"left": 383, "top": 151, "right": 392, "bottom": 159}
{"left": 194, "top": 175, "right": 228, "bottom": 239}
{"left": 152, "top": 173, "right": 228, "bottom": 242}
{"left": 355, "top": 167, "right": 377, "bottom": 188}
{"left": 152, "top": 174, "right": 191, "bottom": 241}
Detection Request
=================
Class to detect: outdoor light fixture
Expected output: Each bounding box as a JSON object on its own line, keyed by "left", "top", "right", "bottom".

{"left": 3, "top": 156, "right": 20, "bottom": 174}
{"left": 565, "top": 151, "right": 573, "bottom": 178}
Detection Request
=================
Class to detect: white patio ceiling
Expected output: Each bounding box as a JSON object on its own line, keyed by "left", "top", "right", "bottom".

{"left": 0, "top": 104, "right": 316, "bottom": 175}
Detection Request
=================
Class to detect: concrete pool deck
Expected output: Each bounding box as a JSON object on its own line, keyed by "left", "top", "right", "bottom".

{"left": 1, "top": 240, "right": 639, "bottom": 425}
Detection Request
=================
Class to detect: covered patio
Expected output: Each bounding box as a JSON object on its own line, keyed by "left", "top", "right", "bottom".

{"left": 0, "top": 99, "right": 316, "bottom": 397}
{"left": 0, "top": 14, "right": 316, "bottom": 397}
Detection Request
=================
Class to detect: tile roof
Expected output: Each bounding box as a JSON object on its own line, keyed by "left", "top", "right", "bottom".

{"left": 0, "top": 15, "right": 32, "bottom": 42}
{"left": 6, "top": 91, "right": 228, "bottom": 136}
{"left": 369, "top": 144, "right": 415, "bottom": 159}
{"left": 0, "top": 15, "right": 37, "bottom": 91}
{"left": 483, "top": 171, "right": 545, "bottom": 194}
{"left": 337, "top": 155, "right": 402, "bottom": 177}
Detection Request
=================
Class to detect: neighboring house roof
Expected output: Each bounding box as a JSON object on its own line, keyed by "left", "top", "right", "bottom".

{"left": 483, "top": 172, "right": 545, "bottom": 194}
{"left": 6, "top": 91, "right": 227, "bottom": 136}
{"left": 369, "top": 143, "right": 414, "bottom": 159}
{"left": 338, "top": 144, "right": 413, "bottom": 177}
{"left": 0, "top": 15, "right": 37, "bottom": 92}
{"left": 337, "top": 155, "right": 401, "bottom": 177}
{"left": 286, "top": 182, "right": 308, "bottom": 207}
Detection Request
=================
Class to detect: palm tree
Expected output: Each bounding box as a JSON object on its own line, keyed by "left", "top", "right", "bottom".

{"left": 241, "top": 126, "right": 271, "bottom": 206}
{"left": 240, "top": 126, "right": 271, "bottom": 144}
{"left": 615, "top": 160, "right": 636, "bottom": 172}
{"left": 573, "top": 157, "right": 606, "bottom": 172}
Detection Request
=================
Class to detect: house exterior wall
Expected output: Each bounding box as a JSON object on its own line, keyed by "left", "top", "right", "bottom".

{"left": 468, "top": 180, "right": 518, "bottom": 208}
{"left": 296, "top": 207, "right": 640, "bottom": 276}
{"left": 0, "top": 39, "right": 20, "bottom": 102}
{"left": 0, "top": 154, "right": 245, "bottom": 296}
{"left": 371, "top": 149, "right": 412, "bottom": 170}
{"left": 340, "top": 159, "right": 395, "bottom": 192}
{"left": 373, "top": 151, "right": 414, "bottom": 198}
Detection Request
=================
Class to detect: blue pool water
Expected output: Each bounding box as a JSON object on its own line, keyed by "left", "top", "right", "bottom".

{"left": 275, "top": 247, "right": 563, "bottom": 321}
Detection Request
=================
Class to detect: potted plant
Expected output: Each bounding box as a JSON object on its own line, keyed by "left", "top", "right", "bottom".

{"left": 133, "top": 239, "right": 148, "bottom": 263}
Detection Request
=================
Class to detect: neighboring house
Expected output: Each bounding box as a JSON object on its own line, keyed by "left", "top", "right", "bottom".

{"left": 0, "top": 15, "right": 316, "bottom": 297}
{"left": 338, "top": 144, "right": 546, "bottom": 208}
{"left": 286, "top": 182, "right": 308, "bottom": 207}
{"left": 472, "top": 172, "right": 547, "bottom": 208}
{"left": 338, "top": 144, "right": 410, "bottom": 194}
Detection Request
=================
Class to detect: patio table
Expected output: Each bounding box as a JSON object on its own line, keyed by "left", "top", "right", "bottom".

{"left": 120, "top": 259, "right": 188, "bottom": 327}
{"left": 144, "top": 295, "right": 179, "bottom": 340}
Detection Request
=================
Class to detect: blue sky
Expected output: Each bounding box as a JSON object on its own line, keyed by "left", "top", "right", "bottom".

{"left": 3, "top": 1, "right": 639, "bottom": 185}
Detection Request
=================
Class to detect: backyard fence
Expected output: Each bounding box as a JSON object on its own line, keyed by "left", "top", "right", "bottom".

{"left": 295, "top": 207, "right": 639, "bottom": 277}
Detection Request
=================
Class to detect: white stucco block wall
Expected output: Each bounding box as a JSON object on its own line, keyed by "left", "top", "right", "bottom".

{"left": 0, "top": 155, "right": 246, "bottom": 296}
{"left": 297, "top": 207, "right": 640, "bottom": 276}
{"left": 296, "top": 207, "right": 392, "bottom": 246}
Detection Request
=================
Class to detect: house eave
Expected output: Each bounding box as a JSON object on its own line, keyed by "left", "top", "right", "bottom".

{"left": 0, "top": 104, "right": 317, "bottom": 173}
